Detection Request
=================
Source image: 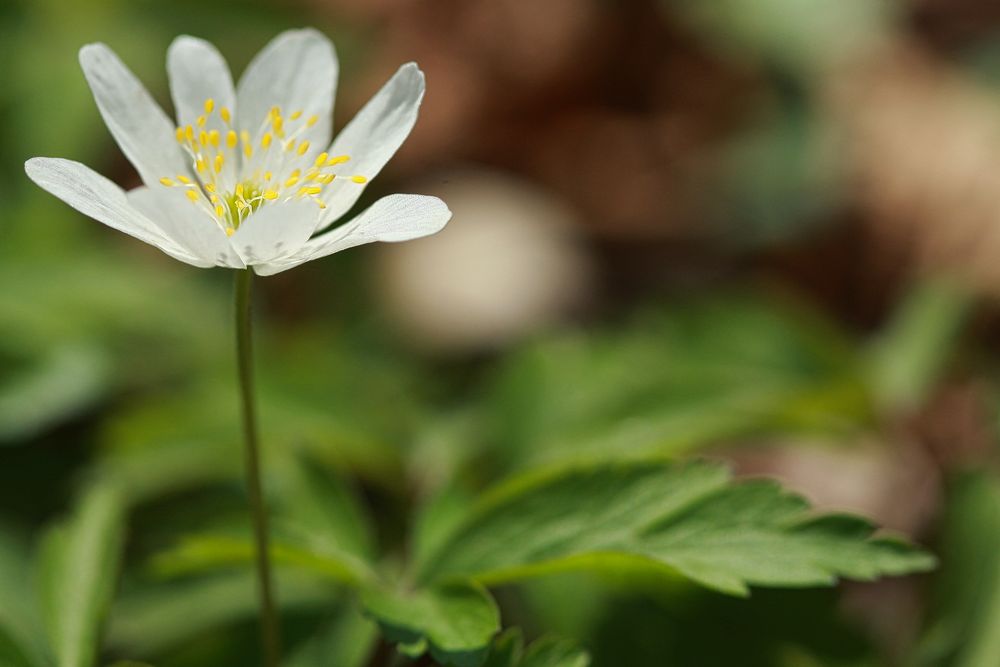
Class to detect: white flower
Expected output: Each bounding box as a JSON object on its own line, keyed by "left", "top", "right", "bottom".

{"left": 25, "top": 29, "right": 451, "bottom": 275}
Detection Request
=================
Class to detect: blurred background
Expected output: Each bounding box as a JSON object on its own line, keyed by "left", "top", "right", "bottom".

{"left": 2, "top": 0, "right": 1000, "bottom": 665}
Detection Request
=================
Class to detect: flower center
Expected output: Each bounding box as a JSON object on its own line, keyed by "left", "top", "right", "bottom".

{"left": 158, "top": 98, "right": 367, "bottom": 236}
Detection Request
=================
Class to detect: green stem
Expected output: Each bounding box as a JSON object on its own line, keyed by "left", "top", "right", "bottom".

{"left": 235, "top": 268, "right": 281, "bottom": 667}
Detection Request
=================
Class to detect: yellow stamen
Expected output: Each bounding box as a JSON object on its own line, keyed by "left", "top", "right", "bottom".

{"left": 185, "top": 189, "right": 199, "bottom": 202}
{"left": 220, "top": 107, "right": 231, "bottom": 124}
{"left": 326, "top": 155, "right": 350, "bottom": 166}
{"left": 261, "top": 133, "right": 273, "bottom": 149}
{"left": 196, "top": 159, "right": 207, "bottom": 173}
{"left": 215, "top": 204, "right": 226, "bottom": 217}
{"left": 235, "top": 183, "right": 245, "bottom": 198}
{"left": 199, "top": 130, "right": 208, "bottom": 146}
{"left": 185, "top": 125, "right": 194, "bottom": 141}
{"left": 314, "top": 152, "right": 329, "bottom": 167}
{"left": 302, "top": 185, "right": 322, "bottom": 195}
{"left": 264, "top": 171, "right": 273, "bottom": 181}
{"left": 272, "top": 115, "right": 284, "bottom": 135}
{"left": 196, "top": 115, "right": 206, "bottom": 127}
{"left": 208, "top": 129, "right": 220, "bottom": 147}
{"left": 226, "top": 227, "right": 235, "bottom": 237}
{"left": 263, "top": 190, "right": 279, "bottom": 200}
{"left": 284, "top": 175, "right": 300, "bottom": 188}
{"left": 297, "top": 140, "right": 310, "bottom": 156}
{"left": 226, "top": 130, "right": 238, "bottom": 148}
{"left": 159, "top": 177, "right": 175, "bottom": 187}
{"left": 290, "top": 110, "right": 303, "bottom": 120}
{"left": 307, "top": 114, "right": 318, "bottom": 127}
{"left": 204, "top": 98, "right": 215, "bottom": 114}
{"left": 244, "top": 144, "right": 253, "bottom": 159}
{"left": 175, "top": 127, "right": 185, "bottom": 143}
{"left": 214, "top": 154, "right": 224, "bottom": 173}
{"left": 351, "top": 175, "right": 368, "bottom": 184}
{"left": 205, "top": 183, "right": 216, "bottom": 193}
{"left": 176, "top": 175, "right": 192, "bottom": 184}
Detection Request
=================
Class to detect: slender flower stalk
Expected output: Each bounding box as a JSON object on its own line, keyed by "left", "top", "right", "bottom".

{"left": 234, "top": 268, "right": 280, "bottom": 666}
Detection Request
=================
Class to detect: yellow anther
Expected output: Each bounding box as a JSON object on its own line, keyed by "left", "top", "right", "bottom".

{"left": 196, "top": 115, "right": 206, "bottom": 127}
{"left": 214, "top": 154, "right": 224, "bottom": 173}
{"left": 284, "top": 175, "right": 300, "bottom": 188}
{"left": 317, "top": 200, "right": 327, "bottom": 209}
{"left": 196, "top": 158, "right": 207, "bottom": 173}
{"left": 204, "top": 98, "right": 215, "bottom": 114}
{"left": 185, "top": 189, "right": 199, "bottom": 202}
{"left": 262, "top": 133, "right": 273, "bottom": 149}
{"left": 264, "top": 171, "right": 273, "bottom": 181}
{"left": 302, "top": 185, "right": 322, "bottom": 195}
{"left": 244, "top": 144, "right": 253, "bottom": 159}
{"left": 314, "top": 152, "right": 329, "bottom": 167}
{"left": 272, "top": 115, "right": 284, "bottom": 135}
{"left": 159, "top": 177, "right": 175, "bottom": 187}
{"left": 208, "top": 129, "right": 220, "bottom": 147}
{"left": 184, "top": 125, "right": 194, "bottom": 141}
{"left": 210, "top": 194, "right": 220, "bottom": 204}
{"left": 290, "top": 110, "right": 303, "bottom": 120}
{"left": 226, "top": 130, "right": 238, "bottom": 148}
{"left": 351, "top": 175, "right": 368, "bottom": 184}
{"left": 235, "top": 183, "right": 245, "bottom": 198}
{"left": 326, "top": 155, "right": 350, "bottom": 166}
{"left": 285, "top": 139, "right": 296, "bottom": 153}
{"left": 220, "top": 107, "right": 231, "bottom": 124}
{"left": 263, "top": 190, "right": 279, "bottom": 200}
{"left": 297, "top": 141, "right": 310, "bottom": 156}
{"left": 177, "top": 174, "right": 192, "bottom": 184}
{"left": 319, "top": 173, "right": 335, "bottom": 184}
{"left": 226, "top": 227, "right": 235, "bottom": 237}
{"left": 215, "top": 204, "right": 226, "bottom": 217}
{"left": 205, "top": 183, "right": 216, "bottom": 193}
{"left": 175, "top": 127, "right": 185, "bottom": 143}
{"left": 270, "top": 106, "right": 281, "bottom": 118}
{"left": 199, "top": 130, "right": 208, "bottom": 146}
{"left": 307, "top": 114, "right": 318, "bottom": 127}
{"left": 290, "top": 168, "right": 301, "bottom": 178}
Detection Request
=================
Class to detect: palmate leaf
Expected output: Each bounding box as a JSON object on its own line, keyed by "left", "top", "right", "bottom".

{"left": 417, "top": 459, "right": 935, "bottom": 596}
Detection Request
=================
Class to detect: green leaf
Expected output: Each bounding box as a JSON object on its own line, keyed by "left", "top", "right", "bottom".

{"left": 148, "top": 534, "right": 373, "bottom": 587}
{"left": 487, "top": 297, "right": 870, "bottom": 469}
{"left": 482, "top": 631, "right": 589, "bottom": 667}
{"left": 914, "top": 471, "right": 1000, "bottom": 667}
{"left": 362, "top": 581, "right": 500, "bottom": 667}
{"left": 0, "top": 344, "right": 110, "bottom": 442}
{"left": 285, "top": 605, "right": 378, "bottom": 667}
{"left": 275, "top": 455, "right": 376, "bottom": 562}
{"left": 39, "top": 484, "right": 125, "bottom": 667}
{"left": 0, "top": 525, "right": 49, "bottom": 666}
{"left": 868, "top": 279, "right": 970, "bottom": 413}
{"left": 520, "top": 637, "right": 590, "bottom": 667}
{"left": 108, "top": 571, "right": 334, "bottom": 656}
{"left": 418, "top": 459, "right": 934, "bottom": 596}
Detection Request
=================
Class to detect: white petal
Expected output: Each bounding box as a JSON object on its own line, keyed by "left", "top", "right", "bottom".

{"left": 24, "top": 157, "right": 206, "bottom": 267}
{"left": 254, "top": 194, "right": 451, "bottom": 276}
{"left": 128, "top": 187, "right": 246, "bottom": 269}
{"left": 236, "top": 28, "right": 337, "bottom": 149}
{"left": 229, "top": 199, "right": 320, "bottom": 266}
{"left": 317, "top": 63, "right": 425, "bottom": 232}
{"left": 167, "top": 35, "right": 236, "bottom": 132}
{"left": 79, "top": 43, "right": 189, "bottom": 187}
